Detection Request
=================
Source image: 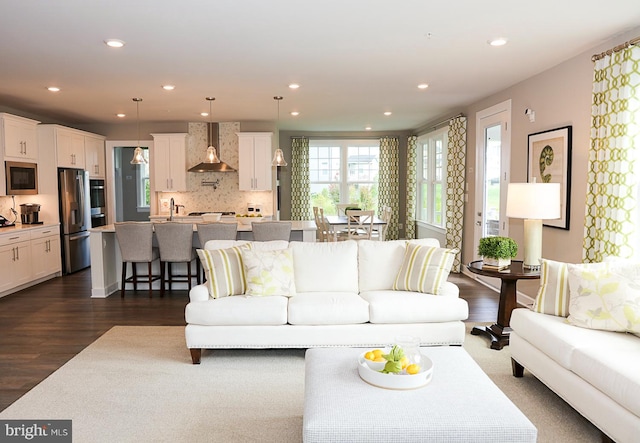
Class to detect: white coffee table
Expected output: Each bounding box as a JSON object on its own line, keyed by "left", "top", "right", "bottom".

{"left": 303, "top": 347, "right": 536, "bottom": 443}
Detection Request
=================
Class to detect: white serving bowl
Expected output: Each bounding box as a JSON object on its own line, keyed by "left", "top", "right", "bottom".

{"left": 360, "top": 351, "right": 387, "bottom": 371}
{"left": 202, "top": 213, "right": 222, "bottom": 222}
{"left": 357, "top": 352, "right": 433, "bottom": 390}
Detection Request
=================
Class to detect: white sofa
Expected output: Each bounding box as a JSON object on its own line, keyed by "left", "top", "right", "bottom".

{"left": 510, "top": 308, "right": 640, "bottom": 443}
{"left": 185, "top": 239, "right": 469, "bottom": 364}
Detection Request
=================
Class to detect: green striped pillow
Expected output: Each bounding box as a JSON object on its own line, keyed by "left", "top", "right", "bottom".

{"left": 533, "top": 259, "right": 608, "bottom": 317}
{"left": 197, "top": 244, "right": 251, "bottom": 299}
{"left": 393, "top": 243, "right": 458, "bottom": 295}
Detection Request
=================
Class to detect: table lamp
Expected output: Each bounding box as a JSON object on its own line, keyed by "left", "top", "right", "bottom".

{"left": 506, "top": 182, "right": 561, "bottom": 270}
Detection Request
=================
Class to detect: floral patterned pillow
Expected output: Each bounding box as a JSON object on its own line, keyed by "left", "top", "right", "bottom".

{"left": 567, "top": 262, "right": 640, "bottom": 333}
{"left": 242, "top": 248, "right": 296, "bottom": 297}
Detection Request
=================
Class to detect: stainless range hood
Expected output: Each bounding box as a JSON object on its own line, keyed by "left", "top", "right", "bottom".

{"left": 188, "top": 122, "right": 236, "bottom": 172}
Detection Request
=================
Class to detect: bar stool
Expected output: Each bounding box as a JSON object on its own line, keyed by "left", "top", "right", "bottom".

{"left": 196, "top": 222, "right": 238, "bottom": 281}
{"left": 252, "top": 221, "right": 292, "bottom": 241}
{"left": 114, "top": 222, "right": 160, "bottom": 298}
{"left": 154, "top": 222, "right": 198, "bottom": 296}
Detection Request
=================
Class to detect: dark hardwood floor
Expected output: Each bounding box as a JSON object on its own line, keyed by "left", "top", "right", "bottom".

{"left": 0, "top": 268, "right": 498, "bottom": 411}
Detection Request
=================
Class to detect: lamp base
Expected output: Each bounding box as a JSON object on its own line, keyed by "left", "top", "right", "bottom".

{"left": 523, "top": 219, "right": 543, "bottom": 270}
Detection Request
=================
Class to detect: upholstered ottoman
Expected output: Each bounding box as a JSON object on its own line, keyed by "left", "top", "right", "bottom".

{"left": 303, "top": 347, "right": 536, "bottom": 443}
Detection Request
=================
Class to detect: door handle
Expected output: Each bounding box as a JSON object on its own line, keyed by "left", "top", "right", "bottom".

{"left": 475, "top": 221, "right": 482, "bottom": 226}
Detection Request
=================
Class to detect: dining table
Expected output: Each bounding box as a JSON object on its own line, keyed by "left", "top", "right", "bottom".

{"left": 325, "top": 215, "right": 387, "bottom": 227}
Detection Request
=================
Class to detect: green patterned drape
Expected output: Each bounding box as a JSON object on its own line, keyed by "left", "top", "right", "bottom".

{"left": 445, "top": 116, "right": 467, "bottom": 272}
{"left": 405, "top": 135, "right": 418, "bottom": 239}
{"left": 378, "top": 137, "right": 399, "bottom": 240}
{"left": 583, "top": 45, "right": 640, "bottom": 262}
{"left": 290, "top": 137, "right": 311, "bottom": 221}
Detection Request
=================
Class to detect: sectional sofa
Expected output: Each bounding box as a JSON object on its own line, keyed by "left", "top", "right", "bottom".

{"left": 510, "top": 258, "right": 640, "bottom": 443}
{"left": 185, "top": 239, "right": 469, "bottom": 364}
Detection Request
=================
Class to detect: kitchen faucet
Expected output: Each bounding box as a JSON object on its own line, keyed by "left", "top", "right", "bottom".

{"left": 169, "top": 198, "right": 175, "bottom": 221}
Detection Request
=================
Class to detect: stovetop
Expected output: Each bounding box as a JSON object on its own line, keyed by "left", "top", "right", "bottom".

{"left": 188, "top": 211, "right": 236, "bottom": 216}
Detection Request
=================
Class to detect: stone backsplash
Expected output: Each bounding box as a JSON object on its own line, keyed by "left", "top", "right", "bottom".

{"left": 157, "top": 122, "right": 274, "bottom": 216}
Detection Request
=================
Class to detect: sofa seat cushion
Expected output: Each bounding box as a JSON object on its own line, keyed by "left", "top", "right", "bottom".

{"left": 360, "top": 290, "right": 469, "bottom": 324}
{"left": 290, "top": 241, "right": 359, "bottom": 293}
{"left": 571, "top": 342, "right": 640, "bottom": 417}
{"left": 511, "top": 308, "right": 637, "bottom": 370}
{"left": 287, "top": 292, "right": 369, "bottom": 325}
{"left": 185, "top": 296, "right": 288, "bottom": 326}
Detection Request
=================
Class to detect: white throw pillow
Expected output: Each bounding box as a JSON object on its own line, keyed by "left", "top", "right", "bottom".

{"left": 197, "top": 244, "right": 251, "bottom": 299}
{"left": 567, "top": 261, "right": 640, "bottom": 333}
{"left": 242, "top": 248, "right": 296, "bottom": 297}
{"left": 393, "top": 243, "right": 458, "bottom": 295}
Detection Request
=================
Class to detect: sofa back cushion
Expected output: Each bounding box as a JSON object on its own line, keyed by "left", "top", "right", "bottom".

{"left": 290, "top": 240, "right": 359, "bottom": 293}
{"left": 358, "top": 239, "right": 440, "bottom": 291}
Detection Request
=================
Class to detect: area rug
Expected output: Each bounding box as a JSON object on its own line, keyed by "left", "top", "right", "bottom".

{"left": 0, "top": 326, "right": 601, "bottom": 442}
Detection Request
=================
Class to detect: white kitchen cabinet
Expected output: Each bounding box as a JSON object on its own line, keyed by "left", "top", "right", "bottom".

{"left": 237, "top": 132, "right": 273, "bottom": 191}
{"left": 56, "top": 128, "right": 86, "bottom": 168}
{"left": 0, "top": 231, "right": 32, "bottom": 294}
{"left": 85, "top": 135, "right": 106, "bottom": 179}
{"left": 30, "top": 227, "right": 62, "bottom": 279}
{"left": 151, "top": 133, "right": 188, "bottom": 192}
{"left": 0, "top": 113, "right": 40, "bottom": 161}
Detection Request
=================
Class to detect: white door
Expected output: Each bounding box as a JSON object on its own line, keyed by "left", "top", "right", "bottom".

{"left": 473, "top": 100, "right": 512, "bottom": 261}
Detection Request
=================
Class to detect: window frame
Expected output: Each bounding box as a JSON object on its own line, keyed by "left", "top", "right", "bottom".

{"left": 416, "top": 127, "right": 448, "bottom": 229}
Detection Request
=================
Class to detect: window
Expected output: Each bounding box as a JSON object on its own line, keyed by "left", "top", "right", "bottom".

{"left": 309, "top": 140, "right": 380, "bottom": 215}
{"left": 417, "top": 128, "right": 447, "bottom": 228}
{"left": 135, "top": 148, "right": 150, "bottom": 210}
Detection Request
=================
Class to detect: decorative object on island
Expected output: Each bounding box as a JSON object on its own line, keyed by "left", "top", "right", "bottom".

{"left": 188, "top": 98, "right": 236, "bottom": 172}
{"left": 130, "top": 98, "right": 147, "bottom": 165}
{"left": 527, "top": 126, "right": 572, "bottom": 230}
{"left": 477, "top": 236, "right": 518, "bottom": 269}
{"left": 506, "top": 181, "right": 560, "bottom": 270}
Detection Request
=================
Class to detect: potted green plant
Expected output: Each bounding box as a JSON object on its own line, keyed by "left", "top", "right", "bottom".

{"left": 477, "top": 236, "right": 518, "bottom": 269}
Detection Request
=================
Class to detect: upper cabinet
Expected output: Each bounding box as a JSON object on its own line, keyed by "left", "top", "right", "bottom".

{"left": 56, "top": 128, "right": 86, "bottom": 169}
{"left": 151, "top": 133, "right": 188, "bottom": 192}
{"left": 237, "top": 132, "right": 273, "bottom": 191}
{"left": 1, "top": 113, "right": 40, "bottom": 161}
{"left": 85, "top": 135, "right": 106, "bottom": 179}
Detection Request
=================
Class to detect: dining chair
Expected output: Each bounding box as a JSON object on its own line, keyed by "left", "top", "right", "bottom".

{"left": 195, "top": 222, "right": 238, "bottom": 281}
{"left": 114, "top": 222, "right": 160, "bottom": 298}
{"left": 252, "top": 221, "right": 292, "bottom": 241}
{"left": 154, "top": 222, "right": 198, "bottom": 296}
{"left": 314, "top": 208, "right": 339, "bottom": 242}
{"left": 371, "top": 205, "right": 392, "bottom": 241}
{"left": 345, "top": 210, "right": 374, "bottom": 240}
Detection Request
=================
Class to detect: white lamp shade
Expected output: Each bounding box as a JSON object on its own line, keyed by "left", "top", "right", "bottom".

{"left": 506, "top": 182, "right": 561, "bottom": 220}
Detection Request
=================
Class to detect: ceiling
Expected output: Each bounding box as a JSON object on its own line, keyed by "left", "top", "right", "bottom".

{"left": 1, "top": 0, "right": 639, "bottom": 132}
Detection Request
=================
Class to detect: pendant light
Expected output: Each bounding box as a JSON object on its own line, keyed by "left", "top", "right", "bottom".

{"left": 130, "top": 98, "right": 147, "bottom": 164}
{"left": 272, "top": 96, "right": 288, "bottom": 166}
{"left": 204, "top": 97, "right": 220, "bottom": 164}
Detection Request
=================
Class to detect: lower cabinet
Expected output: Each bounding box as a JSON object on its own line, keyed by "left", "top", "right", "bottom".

{"left": 0, "top": 226, "right": 61, "bottom": 297}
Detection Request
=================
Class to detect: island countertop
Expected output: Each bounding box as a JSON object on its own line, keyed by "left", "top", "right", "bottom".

{"left": 90, "top": 220, "right": 316, "bottom": 233}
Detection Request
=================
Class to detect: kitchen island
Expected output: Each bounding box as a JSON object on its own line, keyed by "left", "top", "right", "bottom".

{"left": 89, "top": 220, "right": 316, "bottom": 298}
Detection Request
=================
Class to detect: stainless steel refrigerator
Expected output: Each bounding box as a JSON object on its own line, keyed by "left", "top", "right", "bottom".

{"left": 58, "top": 168, "right": 91, "bottom": 274}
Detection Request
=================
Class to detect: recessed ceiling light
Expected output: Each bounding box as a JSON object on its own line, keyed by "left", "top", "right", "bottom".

{"left": 488, "top": 38, "right": 507, "bottom": 47}
{"left": 201, "top": 112, "right": 209, "bottom": 117}
{"left": 47, "top": 86, "right": 60, "bottom": 92}
{"left": 418, "top": 83, "right": 429, "bottom": 90}
{"left": 290, "top": 111, "right": 299, "bottom": 116}
{"left": 162, "top": 85, "right": 175, "bottom": 91}
{"left": 365, "top": 126, "right": 372, "bottom": 131}
{"left": 288, "top": 83, "right": 300, "bottom": 89}
{"left": 383, "top": 111, "right": 392, "bottom": 116}
{"left": 116, "top": 113, "right": 126, "bottom": 118}
{"left": 104, "top": 39, "right": 125, "bottom": 48}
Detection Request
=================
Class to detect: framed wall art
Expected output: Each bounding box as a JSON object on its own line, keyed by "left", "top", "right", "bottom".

{"left": 527, "top": 125, "right": 572, "bottom": 230}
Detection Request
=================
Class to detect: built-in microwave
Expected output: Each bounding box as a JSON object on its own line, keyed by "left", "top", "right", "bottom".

{"left": 5, "top": 161, "right": 38, "bottom": 195}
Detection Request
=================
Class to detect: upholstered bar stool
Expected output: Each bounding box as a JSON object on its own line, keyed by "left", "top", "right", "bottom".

{"left": 114, "top": 222, "right": 160, "bottom": 298}
{"left": 252, "top": 221, "right": 292, "bottom": 241}
{"left": 195, "top": 222, "right": 238, "bottom": 281}
{"left": 154, "top": 222, "right": 198, "bottom": 296}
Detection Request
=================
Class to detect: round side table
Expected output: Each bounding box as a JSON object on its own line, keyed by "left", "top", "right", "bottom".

{"left": 466, "top": 260, "right": 540, "bottom": 350}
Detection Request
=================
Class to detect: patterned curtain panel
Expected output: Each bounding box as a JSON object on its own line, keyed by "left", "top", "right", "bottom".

{"left": 378, "top": 136, "right": 400, "bottom": 240}
{"left": 290, "top": 137, "right": 311, "bottom": 221}
{"left": 405, "top": 135, "right": 418, "bottom": 239}
{"left": 445, "top": 116, "right": 467, "bottom": 272}
{"left": 583, "top": 45, "right": 640, "bottom": 262}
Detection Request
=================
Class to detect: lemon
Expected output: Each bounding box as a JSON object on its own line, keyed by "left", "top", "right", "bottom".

{"left": 406, "top": 364, "right": 421, "bottom": 375}
{"left": 372, "top": 349, "right": 384, "bottom": 359}
{"left": 373, "top": 356, "right": 385, "bottom": 362}
{"left": 364, "top": 351, "right": 375, "bottom": 361}
{"left": 400, "top": 357, "right": 409, "bottom": 369}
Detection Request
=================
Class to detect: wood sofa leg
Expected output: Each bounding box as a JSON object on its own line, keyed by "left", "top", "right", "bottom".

{"left": 601, "top": 432, "right": 615, "bottom": 443}
{"left": 511, "top": 358, "right": 524, "bottom": 377}
{"left": 190, "top": 348, "right": 202, "bottom": 364}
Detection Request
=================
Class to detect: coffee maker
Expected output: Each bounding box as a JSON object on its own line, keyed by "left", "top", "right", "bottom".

{"left": 20, "top": 203, "right": 42, "bottom": 224}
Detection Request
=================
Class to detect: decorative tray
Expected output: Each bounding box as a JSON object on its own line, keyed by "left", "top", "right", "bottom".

{"left": 357, "top": 352, "right": 434, "bottom": 390}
